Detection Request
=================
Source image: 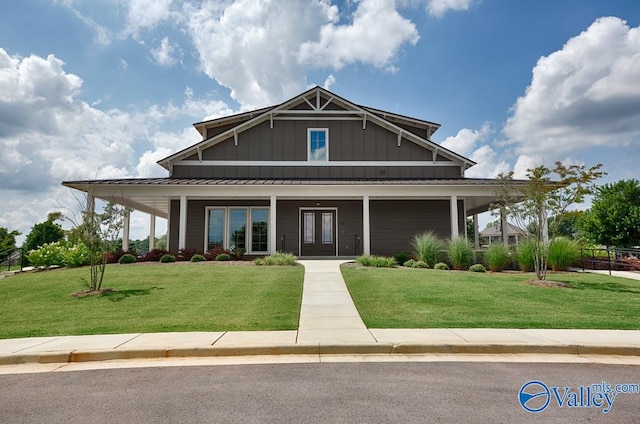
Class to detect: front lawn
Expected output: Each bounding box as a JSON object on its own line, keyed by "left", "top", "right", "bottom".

{"left": 0, "top": 263, "right": 304, "bottom": 339}
{"left": 342, "top": 266, "right": 640, "bottom": 329}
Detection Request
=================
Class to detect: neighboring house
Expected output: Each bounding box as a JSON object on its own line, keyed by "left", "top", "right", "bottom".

{"left": 63, "top": 86, "right": 508, "bottom": 257}
{"left": 480, "top": 222, "right": 527, "bottom": 246}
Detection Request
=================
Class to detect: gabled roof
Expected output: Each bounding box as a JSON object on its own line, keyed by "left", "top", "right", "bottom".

{"left": 157, "top": 86, "right": 476, "bottom": 170}
{"left": 480, "top": 222, "right": 527, "bottom": 237}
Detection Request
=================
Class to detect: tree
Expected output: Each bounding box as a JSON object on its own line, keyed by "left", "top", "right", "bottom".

{"left": 493, "top": 161, "right": 604, "bottom": 280}
{"left": 23, "top": 212, "right": 65, "bottom": 253}
{"left": 67, "top": 192, "right": 128, "bottom": 291}
{"left": 548, "top": 211, "right": 584, "bottom": 239}
{"left": 579, "top": 179, "right": 640, "bottom": 248}
{"left": 0, "top": 227, "right": 21, "bottom": 262}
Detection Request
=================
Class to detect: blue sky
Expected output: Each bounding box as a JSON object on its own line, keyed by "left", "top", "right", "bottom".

{"left": 1, "top": 0, "right": 639, "bottom": 242}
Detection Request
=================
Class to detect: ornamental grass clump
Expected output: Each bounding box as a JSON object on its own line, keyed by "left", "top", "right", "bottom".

{"left": 517, "top": 238, "right": 536, "bottom": 272}
{"left": 548, "top": 237, "right": 580, "bottom": 271}
{"left": 254, "top": 252, "right": 298, "bottom": 266}
{"left": 484, "top": 243, "right": 510, "bottom": 272}
{"left": 447, "top": 237, "right": 473, "bottom": 270}
{"left": 356, "top": 255, "right": 397, "bottom": 268}
{"left": 412, "top": 231, "right": 444, "bottom": 268}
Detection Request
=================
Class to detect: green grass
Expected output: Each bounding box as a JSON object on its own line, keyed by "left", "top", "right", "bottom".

{"left": 0, "top": 263, "right": 304, "bottom": 339}
{"left": 342, "top": 267, "right": 640, "bottom": 329}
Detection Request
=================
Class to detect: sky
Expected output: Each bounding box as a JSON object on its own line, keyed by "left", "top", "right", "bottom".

{"left": 1, "top": 0, "right": 639, "bottom": 244}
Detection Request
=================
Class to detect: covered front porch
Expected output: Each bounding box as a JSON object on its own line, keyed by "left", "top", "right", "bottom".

{"left": 62, "top": 178, "right": 505, "bottom": 257}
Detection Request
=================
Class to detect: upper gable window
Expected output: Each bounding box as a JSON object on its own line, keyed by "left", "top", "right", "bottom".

{"left": 308, "top": 128, "right": 328, "bottom": 161}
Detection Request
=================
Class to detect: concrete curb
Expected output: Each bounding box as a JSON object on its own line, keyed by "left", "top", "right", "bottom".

{"left": 2, "top": 343, "right": 640, "bottom": 366}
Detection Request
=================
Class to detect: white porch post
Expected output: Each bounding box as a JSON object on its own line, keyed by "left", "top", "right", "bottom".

{"left": 178, "top": 195, "right": 187, "bottom": 250}
{"left": 362, "top": 195, "right": 370, "bottom": 255}
{"left": 269, "top": 195, "right": 277, "bottom": 253}
{"left": 501, "top": 212, "right": 509, "bottom": 247}
{"left": 450, "top": 195, "right": 459, "bottom": 238}
{"left": 149, "top": 214, "right": 156, "bottom": 250}
{"left": 473, "top": 214, "right": 479, "bottom": 249}
{"left": 122, "top": 210, "right": 130, "bottom": 251}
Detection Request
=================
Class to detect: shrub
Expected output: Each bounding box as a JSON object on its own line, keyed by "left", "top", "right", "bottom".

{"left": 484, "top": 243, "right": 510, "bottom": 272}
{"left": 144, "top": 249, "right": 170, "bottom": 262}
{"left": 356, "top": 255, "right": 397, "bottom": 268}
{"left": 230, "top": 246, "right": 246, "bottom": 260}
{"left": 469, "top": 263, "right": 486, "bottom": 272}
{"left": 215, "top": 253, "right": 231, "bottom": 261}
{"left": 160, "top": 254, "right": 176, "bottom": 263}
{"left": 254, "top": 252, "right": 298, "bottom": 266}
{"left": 412, "top": 231, "right": 444, "bottom": 268}
{"left": 27, "top": 241, "right": 66, "bottom": 268}
{"left": 104, "top": 249, "right": 126, "bottom": 264}
{"left": 118, "top": 253, "right": 137, "bottom": 264}
{"left": 177, "top": 248, "right": 202, "bottom": 261}
{"left": 393, "top": 251, "right": 410, "bottom": 265}
{"left": 63, "top": 242, "right": 91, "bottom": 267}
{"left": 403, "top": 259, "right": 416, "bottom": 267}
{"left": 434, "top": 262, "right": 449, "bottom": 270}
{"left": 190, "top": 254, "right": 206, "bottom": 262}
{"left": 549, "top": 237, "right": 580, "bottom": 271}
{"left": 447, "top": 237, "right": 473, "bottom": 270}
{"left": 412, "top": 260, "right": 429, "bottom": 268}
{"left": 517, "top": 239, "right": 536, "bottom": 272}
{"left": 205, "top": 247, "right": 231, "bottom": 261}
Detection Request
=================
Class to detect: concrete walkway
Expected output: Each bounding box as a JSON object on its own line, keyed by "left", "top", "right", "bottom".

{"left": 2, "top": 260, "right": 640, "bottom": 369}
{"left": 297, "top": 260, "right": 375, "bottom": 344}
{"left": 572, "top": 268, "right": 640, "bottom": 281}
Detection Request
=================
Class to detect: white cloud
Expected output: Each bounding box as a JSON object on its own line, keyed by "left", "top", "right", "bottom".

{"left": 323, "top": 74, "right": 336, "bottom": 90}
{"left": 504, "top": 17, "right": 640, "bottom": 159}
{"left": 512, "top": 155, "right": 543, "bottom": 179}
{"left": 151, "top": 37, "right": 180, "bottom": 66}
{"left": 122, "top": 0, "right": 175, "bottom": 39}
{"left": 466, "top": 146, "right": 510, "bottom": 179}
{"left": 440, "top": 123, "right": 490, "bottom": 156}
{"left": 0, "top": 47, "right": 235, "bottom": 240}
{"left": 298, "top": 0, "right": 419, "bottom": 71}
{"left": 425, "top": 0, "right": 474, "bottom": 17}
{"left": 186, "top": 0, "right": 337, "bottom": 108}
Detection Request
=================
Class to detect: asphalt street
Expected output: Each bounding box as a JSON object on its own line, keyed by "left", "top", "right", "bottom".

{"left": 1, "top": 362, "right": 638, "bottom": 423}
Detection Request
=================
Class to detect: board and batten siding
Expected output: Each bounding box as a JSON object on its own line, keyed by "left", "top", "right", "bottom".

{"left": 174, "top": 119, "right": 461, "bottom": 179}
{"left": 369, "top": 200, "right": 465, "bottom": 256}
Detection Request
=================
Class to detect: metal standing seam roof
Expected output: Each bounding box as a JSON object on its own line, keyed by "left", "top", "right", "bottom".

{"left": 62, "top": 177, "right": 516, "bottom": 187}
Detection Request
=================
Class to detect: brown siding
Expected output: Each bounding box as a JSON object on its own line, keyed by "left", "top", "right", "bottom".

{"left": 276, "top": 200, "right": 362, "bottom": 256}
{"left": 369, "top": 200, "right": 452, "bottom": 256}
{"left": 172, "top": 165, "right": 462, "bottom": 179}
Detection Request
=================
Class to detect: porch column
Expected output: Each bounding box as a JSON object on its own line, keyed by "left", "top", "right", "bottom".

{"left": 362, "top": 195, "right": 370, "bottom": 255}
{"left": 450, "top": 195, "right": 459, "bottom": 238}
{"left": 501, "top": 212, "right": 509, "bottom": 247}
{"left": 149, "top": 214, "right": 156, "bottom": 250}
{"left": 473, "top": 214, "right": 479, "bottom": 249}
{"left": 122, "top": 210, "right": 130, "bottom": 252}
{"left": 178, "top": 195, "right": 187, "bottom": 250}
{"left": 269, "top": 195, "right": 277, "bottom": 253}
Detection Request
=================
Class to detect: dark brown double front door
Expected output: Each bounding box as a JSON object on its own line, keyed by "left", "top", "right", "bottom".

{"left": 300, "top": 209, "right": 336, "bottom": 256}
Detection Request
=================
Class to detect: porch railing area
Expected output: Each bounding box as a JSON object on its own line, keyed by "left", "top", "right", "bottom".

{"left": 580, "top": 247, "right": 640, "bottom": 275}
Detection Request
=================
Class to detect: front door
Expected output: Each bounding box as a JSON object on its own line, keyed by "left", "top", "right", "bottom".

{"left": 301, "top": 210, "right": 336, "bottom": 256}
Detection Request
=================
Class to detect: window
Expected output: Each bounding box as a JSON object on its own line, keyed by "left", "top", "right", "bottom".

{"left": 321, "top": 212, "right": 333, "bottom": 244}
{"left": 207, "top": 209, "right": 225, "bottom": 251}
{"left": 205, "top": 207, "right": 269, "bottom": 253}
{"left": 308, "top": 128, "right": 328, "bottom": 161}
{"left": 251, "top": 208, "right": 269, "bottom": 252}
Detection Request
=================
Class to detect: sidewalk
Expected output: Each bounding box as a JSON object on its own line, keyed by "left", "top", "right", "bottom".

{"left": 2, "top": 261, "right": 640, "bottom": 367}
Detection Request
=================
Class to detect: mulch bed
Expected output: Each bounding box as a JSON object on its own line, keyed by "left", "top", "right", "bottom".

{"left": 524, "top": 279, "right": 571, "bottom": 289}
{"left": 72, "top": 288, "right": 116, "bottom": 298}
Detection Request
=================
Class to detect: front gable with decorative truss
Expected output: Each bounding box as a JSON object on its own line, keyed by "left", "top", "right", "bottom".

{"left": 159, "top": 87, "right": 475, "bottom": 180}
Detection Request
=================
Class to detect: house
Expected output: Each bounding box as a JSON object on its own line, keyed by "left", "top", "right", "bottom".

{"left": 63, "top": 86, "right": 507, "bottom": 257}
{"left": 480, "top": 222, "right": 527, "bottom": 246}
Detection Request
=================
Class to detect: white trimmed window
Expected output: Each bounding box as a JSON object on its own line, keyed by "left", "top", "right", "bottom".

{"left": 308, "top": 128, "right": 328, "bottom": 161}
{"left": 205, "top": 207, "right": 269, "bottom": 253}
